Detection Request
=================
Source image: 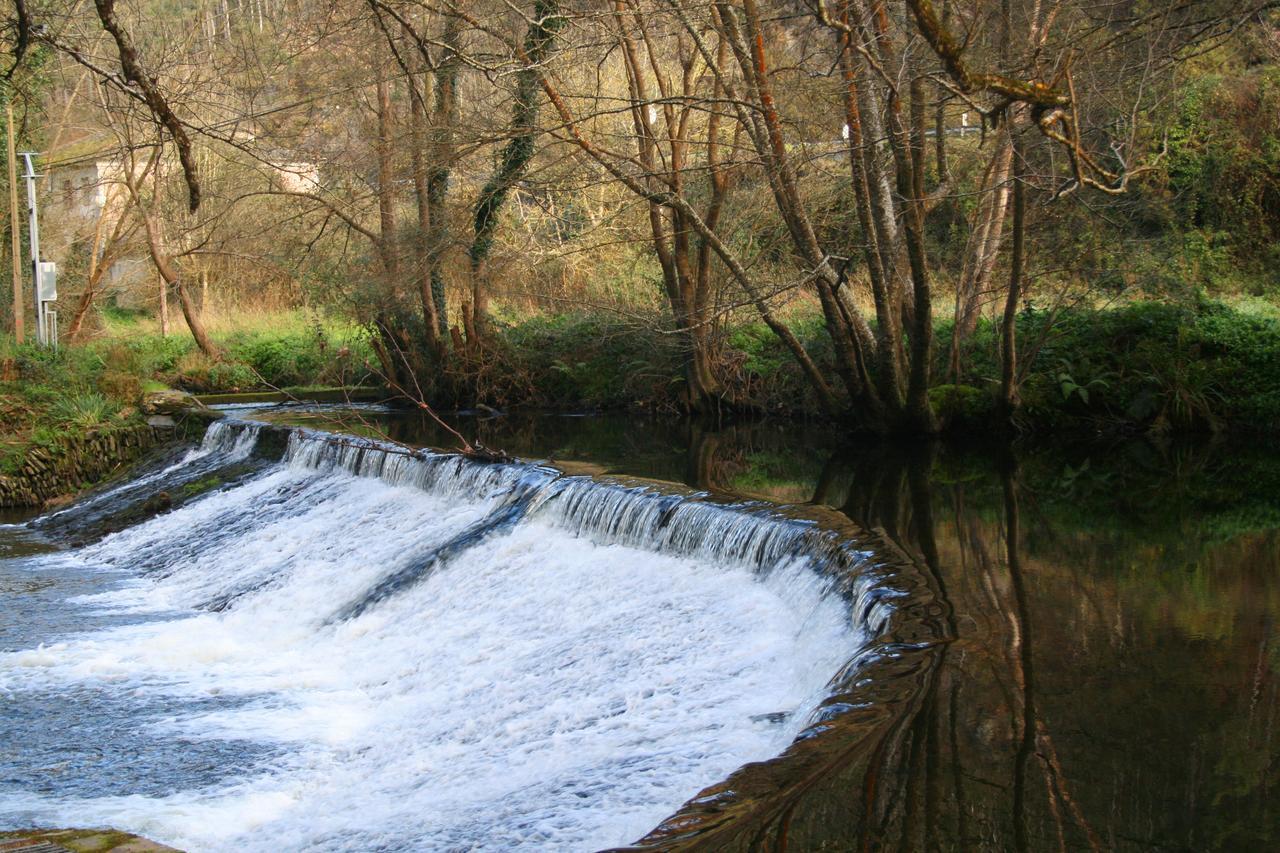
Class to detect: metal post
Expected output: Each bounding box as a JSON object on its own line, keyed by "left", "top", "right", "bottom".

{"left": 18, "top": 152, "right": 43, "bottom": 345}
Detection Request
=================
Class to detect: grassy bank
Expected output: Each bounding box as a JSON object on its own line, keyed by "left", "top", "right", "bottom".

{"left": 946, "top": 299, "right": 1280, "bottom": 433}
{"left": 94, "top": 307, "right": 378, "bottom": 392}
{"left": 0, "top": 340, "right": 148, "bottom": 476}
{"left": 9, "top": 297, "right": 1280, "bottom": 444}
{"left": 0, "top": 340, "right": 179, "bottom": 505}
{"left": 476, "top": 298, "right": 1280, "bottom": 435}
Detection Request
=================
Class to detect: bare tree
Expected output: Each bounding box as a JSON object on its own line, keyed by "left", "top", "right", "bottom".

{"left": 611, "top": 2, "right": 740, "bottom": 411}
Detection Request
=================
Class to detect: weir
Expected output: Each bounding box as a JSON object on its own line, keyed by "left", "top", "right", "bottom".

{"left": 0, "top": 416, "right": 945, "bottom": 852}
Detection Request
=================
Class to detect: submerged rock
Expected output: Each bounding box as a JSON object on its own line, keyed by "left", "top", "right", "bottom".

{"left": 142, "top": 490, "right": 173, "bottom": 515}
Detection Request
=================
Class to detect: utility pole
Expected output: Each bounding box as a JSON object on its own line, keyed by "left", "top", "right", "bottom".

{"left": 19, "top": 152, "right": 53, "bottom": 347}
{"left": 5, "top": 103, "right": 21, "bottom": 343}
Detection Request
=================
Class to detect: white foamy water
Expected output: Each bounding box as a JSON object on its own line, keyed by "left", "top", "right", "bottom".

{"left": 0, "top": 423, "right": 861, "bottom": 851}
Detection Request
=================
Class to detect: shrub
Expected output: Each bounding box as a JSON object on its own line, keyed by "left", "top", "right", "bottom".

{"left": 47, "top": 393, "right": 118, "bottom": 430}
{"left": 121, "top": 335, "right": 193, "bottom": 375}
{"left": 970, "top": 299, "right": 1280, "bottom": 433}
{"left": 207, "top": 361, "right": 261, "bottom": 391}
{"left": 98, "top": 370, "right": 142, "bottom": 403}
{"left": 502, "top": 313, "right": 680, "bottom": 409}
{"left": 929, "top": 384, "right": 994, "bottom": 430}
{"left": 171, "top": 350, "right": 219, "bottom": 391}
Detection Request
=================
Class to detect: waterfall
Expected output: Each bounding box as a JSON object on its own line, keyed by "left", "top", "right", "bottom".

{"left": 201, "top": 419, "right": 264, "bottom": 456}
{"left": 278, "top": 426, "right": 890, "bottom": 621}
{"left": 0, "top": 418, "right": 911, "bottom": 852}
{"left": 32, "top": 419, "right": 269, "bottom": 542}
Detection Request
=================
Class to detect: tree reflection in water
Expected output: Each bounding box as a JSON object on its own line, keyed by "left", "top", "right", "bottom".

{"left": 665, "top": 434, "right": 1279, "bottom": 852}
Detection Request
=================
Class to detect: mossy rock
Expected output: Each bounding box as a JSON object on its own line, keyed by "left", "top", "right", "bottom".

{"left": 140, "top": 389, "right": 205, "bottom": 416}
{"left": 0, "top": 827, "right": 179, "bottom": 851}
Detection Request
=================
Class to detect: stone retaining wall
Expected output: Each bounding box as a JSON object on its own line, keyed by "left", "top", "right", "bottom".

{"left": 0, "top": 422, "right": 171, "bottom": 508}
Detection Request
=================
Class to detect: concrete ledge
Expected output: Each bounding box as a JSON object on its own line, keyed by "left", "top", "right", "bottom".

{"left": 195, "top": 387, "right": 390, "bottom": 406}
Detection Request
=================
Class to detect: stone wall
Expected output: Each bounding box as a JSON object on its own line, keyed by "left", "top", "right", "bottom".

{"left": 0, "top": 421, "right": 172, "bottom": 508}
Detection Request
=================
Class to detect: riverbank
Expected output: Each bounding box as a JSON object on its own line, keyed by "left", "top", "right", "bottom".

{"left": 10, "top": 297, "right": 1280, "bottom": 454}
{"left": 0, "top": 325, "right": 376, "bottom": 506}
{"left": 0, "top": 421, "right": 173, "bottom": 508}
{"left": 461, "top": 297, "right": 1280, "bottom": 435}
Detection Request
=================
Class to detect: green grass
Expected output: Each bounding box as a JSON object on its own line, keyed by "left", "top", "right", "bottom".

{"left": 8, "top": 294, "right": 1280, "bottom": 440}
{"left": 91, "top": 307, "right": 378, "bottom": 393}
{"left": 0, "top": 338, "right": 139, "bottom": 473}
{"left": 46, "top": 393, "right": 116, "bottom": 430}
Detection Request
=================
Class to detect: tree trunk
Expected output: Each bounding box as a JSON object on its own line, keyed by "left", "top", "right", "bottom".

{"left": 468, "top": 0, "right": 564, "bottom": 340}
{"left": 427, "top": 17, "right": 461, "bottom": 340}
{"left": 375, "top": 76, "right": 399, "bottom": 282}
{"left": 721, "top": 0, "right": 871, "bottom": 410}
{"left": 949, "top": 139, "right": 1012, "bottom": 377}
{"left": 158, "top": 272, "right": 169, "bottom": 337}
{"left": 67, "top": 214, "right": 109, "bottom": 340}
{"left": 66, "top": 275, "right": 102, "bottom": 340}
{"left": 615, "top": 5, "right": 726, "bottom": 414}
{"left": 1000, "top": 130, "right": 1026, "bottom": 421}
{"left": 897, "top": 71, "right": 939, "bottom": 434}
{"left": 7, "top": 103, "right": 24, "bottom": 344}
{"left": 122, "top": 163, "right": 217, "bottom": 356}
{"left": 408, "top": 70, "right": 441, "bottom": 351}
{"left": 684, "top": 322, "right": 723, "bottom": 412}
{"left": 536, "top": 19, "right": 840, "bottom": 417}
{"left": 173, "top": 274, "right": 213, "bottom": 354}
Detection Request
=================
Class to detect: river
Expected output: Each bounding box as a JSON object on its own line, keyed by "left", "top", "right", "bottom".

{"left": 2, "top": 405, "right": 1277, "bottom": 850}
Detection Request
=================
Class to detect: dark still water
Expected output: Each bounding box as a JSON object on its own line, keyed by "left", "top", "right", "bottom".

{"left": 258, "top": 406, "right": 1280, "bottom": 851}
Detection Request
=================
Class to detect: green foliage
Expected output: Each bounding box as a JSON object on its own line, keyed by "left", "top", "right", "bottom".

{"left": 723, "top": 315, "right": 833, "bottom": 414}
{"left": 7, "top": 294, "right": 1280, "bottom": 440}
{"left": 501, "top": 313, "right": 680, "bottom": 409}
{"left": 207, "top": 360, "right": 261, "bottom": 391}
{"left": 223, "top": 327, "right": 370, "bottom": 389}
{"left": 728, "top": 323, "right": 791, "bottom": 377}
{"left": 98, "top": 370, "right": 143, "bottom": 403}
{"left": 0, "top": 337, "right": 140, "bottom": 472}
{"left": 1054, "top": 358, "right": 1113, "bottom": 408}
{"left": 955, "top": 300, "right": 1280, "bottom": 433}
{"left": 113, "top": 335, "right": 195, "bottom": 375}
{"left": 236, "top": 337, "right": 307, "bottom": 385}
{"left": 1161, "top": 65, "right": 1280, "bottom": 266}
{"left": 85, "top": 315, "right": 376, "bottom": 394}
{"left": 928, "top": 384, "right": 994, "bottom": 430}
{"left": 46, "top": 393, "right": 118, "bottom": 430}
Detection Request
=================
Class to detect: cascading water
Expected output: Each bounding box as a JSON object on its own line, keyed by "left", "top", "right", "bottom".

{"left": 0, "top": 418, "right": 900, "bottom": 851}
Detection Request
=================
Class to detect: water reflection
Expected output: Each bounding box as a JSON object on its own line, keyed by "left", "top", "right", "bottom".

{"left": 256, "top": 408, "right": 1280, "bottom": 850}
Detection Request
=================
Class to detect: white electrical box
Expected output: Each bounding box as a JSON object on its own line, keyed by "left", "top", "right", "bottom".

{"left": 38, "top": 261, "right": 57, "bottom": 302}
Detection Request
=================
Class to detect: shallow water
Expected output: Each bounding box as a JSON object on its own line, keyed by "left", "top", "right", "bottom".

{"left": 3, "top": 407, "right": 1278, "bottom": 850}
